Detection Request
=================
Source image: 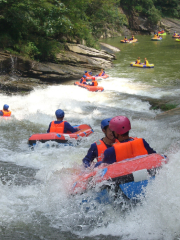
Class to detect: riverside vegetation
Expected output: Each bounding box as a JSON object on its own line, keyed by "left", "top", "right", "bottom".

{"left": 1, "top": 0, "right": 180, "bottom": 61}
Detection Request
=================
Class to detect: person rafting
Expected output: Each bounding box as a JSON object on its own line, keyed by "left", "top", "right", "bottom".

{"left": 80, "top": 75, "right": 87, "bottom": 84}
{"left": 129, "top": 35, "right": 135, "bottom": 41}
{"left": 89, "top": 77, "right": 98, "bottom": 86}
{"left": 97, "top": 69, "right": 105, "bottom": 77}
{"left": 144, "top": 58, "right": 149, "bottom": 65}
{"left": 153, "top": 33, "right": 158, "bottom": 38}
{"left": 82, "top": 118, "right": 118, "bottom": 168}
{"left": 47, "top": 109, "right": 79, "bottom": 133}
{"left": 84, "top": 71, "right": 92, "bottom": 78}
{"left": 98, "top": 116, "right": 156, "bottom": 165}
{"left": 0, "top": 104, "right": 11, "bottom": 117}
{"left": 135, "top": 57, "right": 141, "bottom": 64}
{"left": 124, "top": 36, "right": 128, "bottom": 42}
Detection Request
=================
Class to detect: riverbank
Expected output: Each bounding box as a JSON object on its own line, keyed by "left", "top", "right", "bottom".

{"left": 0, "top": 43, "right": 120, "bottom": 95}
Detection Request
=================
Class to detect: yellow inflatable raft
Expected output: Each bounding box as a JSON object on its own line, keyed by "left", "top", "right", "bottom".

{"left": 130, "top": 62, "right": 154, "bottom": 68}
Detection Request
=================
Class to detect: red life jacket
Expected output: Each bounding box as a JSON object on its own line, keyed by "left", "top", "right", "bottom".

{"left": 114, "top": 138, "right": 148, "bottom": 162}
{"left": 98, "top": 72, "right": 103, "bottom": 76}
{"left": 2, "top": 110, "right": 11, "bottom": 117}
{"left": 96, "top": 139, "right": 119, "bottom": 162}
{"left": 49, "top": 121, "right": 65, "bottom": 133}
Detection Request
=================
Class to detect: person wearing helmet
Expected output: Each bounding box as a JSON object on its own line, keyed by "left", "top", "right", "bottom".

{"left": 89, "top": 77, "right": 98, "bottom": 86}
{"left": 82, "top": 118, "right": 118, "bottom": 168}
{"left": 124, "top": 36, "right": 127, "bottom": 42}
{"left": 0, "top": 104, "right": 11, "bottom": 117}
{"left": 47, "top": 109, "right": 79, "bottom": 133}
{"left": 80, "top": 75, "right": 87, "bottom": 84}
{"left": 129, "top": 35, "right": 135, "bottom": 41}
{"left": 100, "top": 116, "right": 156, "bottom": 165}
{"left": 84, "top": 71, "right": 92, "bottom": 78}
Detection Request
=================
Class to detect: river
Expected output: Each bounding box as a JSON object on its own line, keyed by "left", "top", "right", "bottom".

{"left": 0, "top": 35, "right": 180, "bottom": 240}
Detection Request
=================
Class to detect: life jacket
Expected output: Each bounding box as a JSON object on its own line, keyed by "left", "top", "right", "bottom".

{"left": 49, "top": 121, "right": 65, "bottom": 133}
{"left": 114, "top": 138, "right": 148, "bottom": 162}
{"left": 98, "top": 71, "right": 103, "bottom": 76}
{"left": 85, "top": 72, "right": 91, "bottom": 77}
{"left": 96, "top": 139, "right": 119, "bottom": 161}
{"left": 2, "top": 110, "right": 11, "bottom": 117}
{"left": 80, "top": 77, "right": 86, "bottom": 84}
{"left": 136, "top": 60, "right": 140, "bottom": 64}
{"left": 144, "top": 60, "right": 149, "bottom": 65}
{"left": 92, "top": 80, "right": 98, "bottom": 86}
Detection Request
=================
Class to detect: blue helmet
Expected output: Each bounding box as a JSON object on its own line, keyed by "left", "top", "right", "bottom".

{"left": 3, "top": 104, "right": 9, "bottom": 110}
{"left": 83, "top": 75, "right": 86, "bottom": 78}
{"left": 101, "top": 118, "right": 112, "bottom": 130}
{"left": 84, "top": 71, "right": 87, "bottom": 73}
{"left": 55, "top": 109, "right": 64, "bottom": 118}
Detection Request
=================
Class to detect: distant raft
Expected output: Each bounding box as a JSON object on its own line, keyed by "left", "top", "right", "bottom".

{"left": 172, "top": 34, "right": 180, "bottom": 38}
{"left": 151, "top": 37, "right": 162, "bottom": 41}
{"left": 28, "top": 124, "right": 94, "bottom": 146}
{"left": 130, "top": 62, "right": 154, "bottom": 68}
{"left": 176, "top": 38, "right": 180, "bottom": 42}
{"left": 121, "top": 39, "right": 138, "bottom": 43}
{"left": 74, "top": 82, "right": 104, "bottom": 92}
{"left": 86, "top": 74, "right": 109, "bottom": 81}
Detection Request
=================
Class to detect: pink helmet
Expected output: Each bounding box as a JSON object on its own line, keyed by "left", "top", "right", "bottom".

{"left": 109, "top": 116, "right": 131, "bottom": 135}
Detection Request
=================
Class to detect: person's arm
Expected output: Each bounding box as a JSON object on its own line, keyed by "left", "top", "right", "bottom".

{"left": 82, "top": 143, "right": 98, "bottom": 168}
{"left": 0, "top": 111, "right": 3, "bottom": 116}
{"left": 102, "top": 147, "right": 116, "bottom": 164}
{"left": 47, "top": 122, "right": 52, "bottom": 133}
{"left": 64, "top": 122, "right": 79, "bottom": 133}
{"left": 143, "top": 139, "right": 156, "bottom": 154}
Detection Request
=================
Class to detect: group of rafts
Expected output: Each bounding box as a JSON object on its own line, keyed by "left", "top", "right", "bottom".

{"left": 122, "top": 30, "right": 179, "bottom": 68}
{"left": 22, "top": 34, "right": 171, "bottom": 203}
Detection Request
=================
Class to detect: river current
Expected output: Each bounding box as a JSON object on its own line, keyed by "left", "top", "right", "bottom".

{"left": 0, "top": 35, "right": 180, "bottom": 240}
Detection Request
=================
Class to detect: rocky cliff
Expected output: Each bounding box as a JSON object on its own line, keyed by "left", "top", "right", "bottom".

{"left": 0, "top": 43, "right": 120, "bottom": 94}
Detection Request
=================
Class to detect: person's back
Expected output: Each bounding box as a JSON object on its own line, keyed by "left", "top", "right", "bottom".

{"left": 47, "top": 109, "right": 79, "bottom": 133}
{"left": 80, "top": 75, "right": 87, "bottom": 84}
{"left": 90, "top": 77, "right": 98, "bottom": 86}
{"left": 0, "top": 104, "right": 11, "bottom": 117}
{"left": 84, "top": 71, "right": 92, "bottom": 77}
{"left": 144, "top": 58, "right": 149, "bottom": 65}
{"left": 101, "top": 116, "right": 156, "bottom": 165}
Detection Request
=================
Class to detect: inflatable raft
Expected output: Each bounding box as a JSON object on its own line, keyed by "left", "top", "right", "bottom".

{"left": 86, "top": 74, "right": 109, "bottom": 81}
{"left": 176, "top": 38, "right": 180, "bottom": 42}
{"left": 28, "top": 124, "right": 93, "bottom": 146}
{"left": 71, "top": 153, "right": 168, "bottom": 200}
{"left": 151, "top": 37, "right": 162, "bottom": 41}
{"left": 130, "top": 62, "right": 154, "bottom": 68}
{"left": 158, "top": 32, "right": 166, "bottom": 36}
{"left": 172, "top": 34, "right": 180, "bottom": 38}
{"left": 74, "top": 82, "right": 104, "bottom": 92}
{"left": 120, "top": 39, "right": 138, "bottom": 43}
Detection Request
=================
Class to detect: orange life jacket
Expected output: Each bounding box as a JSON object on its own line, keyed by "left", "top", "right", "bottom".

{"left": 49, "top": 121, "right": 65, "bottom": 133}
{"left": 114, "top": 138, "right": 148, "bottom": 162}
{"left": 92, "top": 80, "right": 98, "bottom": 86}
{"left": 85, "top": 72, "right": 91, "bottom": 77}
{"left": 136, "top": 60, "right": 140, "bottom": 64}
{"left": 82, "top": 78, "right": 86, "bottom": 84}
{"left": 98, "top": 71, "right": 103, "bottom": 76}
{"left": 2, "top": 110, "right": 11, "bottom": 117}
{"left": 96, "top": 139, "right": 119, "bottom": 162}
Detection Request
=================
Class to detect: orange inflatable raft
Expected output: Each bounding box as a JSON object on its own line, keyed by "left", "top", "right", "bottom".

{"left": 71, "top": 153, "right": 168, "bottom": 200}
{"left": 74, "top": 82, "right": 104, "bottom": 92}
{"left": 28, "top": 124, "right": 93, "bottom": 146}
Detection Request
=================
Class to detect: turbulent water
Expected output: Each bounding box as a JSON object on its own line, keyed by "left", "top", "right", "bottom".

{"left": 0, "top": 35, "right": 180, "bottom": 240}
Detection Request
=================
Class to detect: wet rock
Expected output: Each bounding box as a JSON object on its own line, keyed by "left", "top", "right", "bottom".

{"left": 99, "top": 42, "right": 120, "bottom": 54}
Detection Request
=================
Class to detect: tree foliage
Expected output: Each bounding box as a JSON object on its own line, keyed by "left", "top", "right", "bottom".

{"left": 0, "top": 0, "right": 180, "bottom": 60}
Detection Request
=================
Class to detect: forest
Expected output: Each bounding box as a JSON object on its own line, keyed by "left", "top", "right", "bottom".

{"left": 0, "top": 0, "right": 180, "bottom": 60}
